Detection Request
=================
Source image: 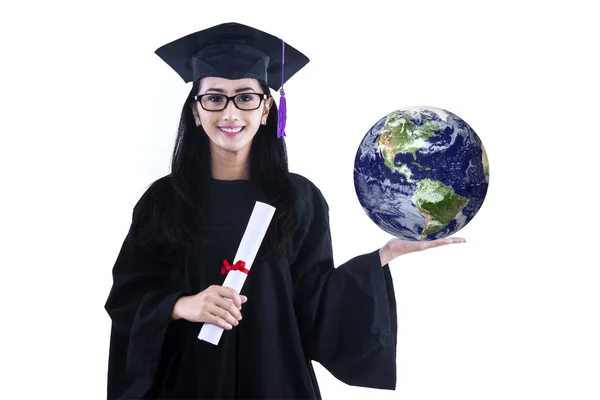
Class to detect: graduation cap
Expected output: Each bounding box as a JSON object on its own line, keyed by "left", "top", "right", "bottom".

{"left": 155, "top": 22, "right": 310, "bottom": 138}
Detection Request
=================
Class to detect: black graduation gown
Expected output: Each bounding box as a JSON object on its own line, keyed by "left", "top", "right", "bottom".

{"left": 104, "top": 173, "right": 398, "bottom": 399}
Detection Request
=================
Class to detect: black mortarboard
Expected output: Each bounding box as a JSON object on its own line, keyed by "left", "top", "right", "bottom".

{"left": 155, "top": 22, "right": 310, "bottom": 138}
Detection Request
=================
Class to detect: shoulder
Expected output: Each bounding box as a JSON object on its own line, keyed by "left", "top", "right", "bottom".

{"left": 289, "top": 172, "right": 328, "bottom": 206}
{"left": 132, "top": 173, "right": 175, "bottom": 216}
{"left": 288, "top": 172, "right": 330, "bottom": 229}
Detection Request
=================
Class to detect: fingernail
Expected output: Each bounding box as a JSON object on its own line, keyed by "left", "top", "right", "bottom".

{"left": 226, "top": 323, "right": 233, "bottom": 329}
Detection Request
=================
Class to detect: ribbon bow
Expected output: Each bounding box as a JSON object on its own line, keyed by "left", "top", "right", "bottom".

{"left": 221, "top": 259, "right": 249, "bottom": 275}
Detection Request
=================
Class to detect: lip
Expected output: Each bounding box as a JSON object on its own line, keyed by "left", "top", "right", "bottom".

{"left": 217, "top": 126, "right": 245, "bottom": 136}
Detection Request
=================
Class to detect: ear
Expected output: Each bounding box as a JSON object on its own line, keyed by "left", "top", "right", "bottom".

{"left": 192, "top": 104, "right": 202, "bottom": 127}
{"left": 262, "top": 96, "right": 273, "bottom": 123}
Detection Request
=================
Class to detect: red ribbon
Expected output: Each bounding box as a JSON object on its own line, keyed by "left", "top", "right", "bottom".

{"left": 221, "top": 259, "right": 249, "bottom": 275}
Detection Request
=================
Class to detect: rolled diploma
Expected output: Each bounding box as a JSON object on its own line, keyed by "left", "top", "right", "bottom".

{"left": 198, "top": 201, "right": 276, "bottom": 345}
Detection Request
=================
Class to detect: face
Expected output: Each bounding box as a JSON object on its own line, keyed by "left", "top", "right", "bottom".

{"left": 192, "top": 77, "right": 273, "bottom": 155}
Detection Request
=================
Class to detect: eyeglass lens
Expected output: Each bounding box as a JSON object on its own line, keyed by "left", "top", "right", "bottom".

{"left": 201, "top": 94, "right": 262, "bottom": 110}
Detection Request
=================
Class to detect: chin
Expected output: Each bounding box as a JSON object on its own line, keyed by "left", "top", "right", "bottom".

{"left": 212, "top": 137, "right": 253, "bottom": 154}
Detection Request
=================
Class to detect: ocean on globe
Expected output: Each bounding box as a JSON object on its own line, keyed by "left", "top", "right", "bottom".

{"left": 353, "top": 106, "right": 489, "bottom": 241}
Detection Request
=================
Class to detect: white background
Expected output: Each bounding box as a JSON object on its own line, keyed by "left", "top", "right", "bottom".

{"left": 1, "top": 1, "right": 599, "bottom": 399}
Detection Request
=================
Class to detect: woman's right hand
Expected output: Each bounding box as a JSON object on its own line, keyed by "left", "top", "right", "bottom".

{"left": 171, "top": 285, "right": 247, "bottom": 330}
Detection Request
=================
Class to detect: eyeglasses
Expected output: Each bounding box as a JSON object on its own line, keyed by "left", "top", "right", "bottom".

{"left": 193, "top": 93, "right": 269, "bottom": 111}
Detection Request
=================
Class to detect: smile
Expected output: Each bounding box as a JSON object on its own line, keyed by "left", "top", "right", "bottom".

{"left": 218, "top": 126, "right": 245, "bottom": 135}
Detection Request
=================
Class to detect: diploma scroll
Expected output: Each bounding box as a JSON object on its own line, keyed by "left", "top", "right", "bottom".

{"left": 198, "top": 201, "right": 276, "bottom": 345}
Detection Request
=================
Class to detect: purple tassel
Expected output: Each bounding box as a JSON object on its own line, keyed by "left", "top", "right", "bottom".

{"left": 277, "top": 89, "right": 287, "bottom": 138}
{"left": 277, "top": 38, "right": 287, "bottom": 139}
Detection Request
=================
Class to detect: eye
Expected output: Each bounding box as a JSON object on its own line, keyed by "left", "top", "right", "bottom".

{"left": 206, "top": 95, "right": 224, "bottom": 103}
{"left": 238, "top": 94, "right": 254, "bottom": 102}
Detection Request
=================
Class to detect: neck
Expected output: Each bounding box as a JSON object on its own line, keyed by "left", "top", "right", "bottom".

{"left": 210, "top": 143, "right": 251, "bottom": 180}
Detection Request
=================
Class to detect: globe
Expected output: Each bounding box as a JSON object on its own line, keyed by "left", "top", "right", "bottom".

{"left": 353, "top": 106, "right": 489, "bottom": 241}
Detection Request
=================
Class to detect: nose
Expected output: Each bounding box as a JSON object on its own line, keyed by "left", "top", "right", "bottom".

{"left": 221, "top": 98, "right": 239, "bottom": 120}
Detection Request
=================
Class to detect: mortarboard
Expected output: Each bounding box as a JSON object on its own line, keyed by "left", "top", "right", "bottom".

{"left": 155, "top": 22, "right": 310, "bottom": 138}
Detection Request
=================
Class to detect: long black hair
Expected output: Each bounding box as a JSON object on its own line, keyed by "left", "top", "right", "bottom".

{"left": 133, "top": 79, "right": 299, "bottom": 261}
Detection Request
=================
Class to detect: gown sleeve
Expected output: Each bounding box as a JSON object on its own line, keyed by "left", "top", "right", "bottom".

{"left": 104, "top": 184, "right": 187, "bottom": 399}
{"left": 290, "top": 183, "right": 398, "bottom": 390}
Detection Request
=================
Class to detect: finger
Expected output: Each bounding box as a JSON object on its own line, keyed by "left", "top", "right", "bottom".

{"left": 215, "top": 297, "right": 242, "bottom": 321}
{"left": 442, "top": 237, "right": 466, "bottom": 245}
{"left": 209, "top": 314, "right": 233, "bottom": 330}
{"left": 209, "top": 303, "right": 239, "bottom": 327}
{"left": 218, "top": 286, "right": 243, "bottom": 309}
{"left": 240, "top": 295, "right": 248, "bottom": 304}
{"left": 427, "top": 237, "right": 466, "bottom": 249}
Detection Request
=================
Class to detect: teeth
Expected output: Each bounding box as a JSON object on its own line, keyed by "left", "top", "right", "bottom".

{"left": 220, "top": 127, "right": 243, "bottom": 133}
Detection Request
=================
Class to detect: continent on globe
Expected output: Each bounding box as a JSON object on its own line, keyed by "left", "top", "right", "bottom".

{"left": 413, "top": 179, "right": 469, "bottom": 239}
{"left": 354, "top": 106, "right": 489, "bottom": 241}
{"left": 377, "top": 111, "right": 441, "bottom": 182}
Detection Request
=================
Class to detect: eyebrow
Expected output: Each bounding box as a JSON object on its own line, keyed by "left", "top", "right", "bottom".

{"left": 204, "top": 87, "right": 257, "bottom": 93}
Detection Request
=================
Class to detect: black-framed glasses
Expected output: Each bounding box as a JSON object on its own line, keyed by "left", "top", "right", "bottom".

{"left": 193, "top": 93, "right": 269, "bottom": 111}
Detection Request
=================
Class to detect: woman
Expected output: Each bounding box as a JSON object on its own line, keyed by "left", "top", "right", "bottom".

{"left": 104, "top": 22, "right": 465, "bottom": 399}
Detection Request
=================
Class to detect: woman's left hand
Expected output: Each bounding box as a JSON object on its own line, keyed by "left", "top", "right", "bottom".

{"left": 379, "top": 236, "right": 466, "bottom": 266}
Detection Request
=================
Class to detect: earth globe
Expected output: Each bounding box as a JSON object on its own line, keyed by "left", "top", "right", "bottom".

{"left": 353, "top": 106, "right": 489, "bottom": 241}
